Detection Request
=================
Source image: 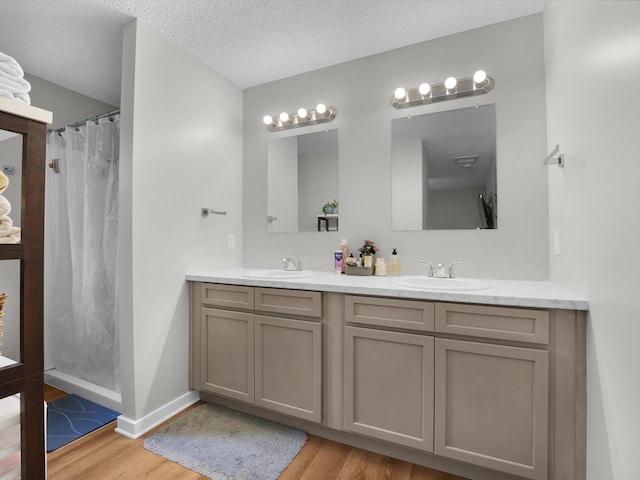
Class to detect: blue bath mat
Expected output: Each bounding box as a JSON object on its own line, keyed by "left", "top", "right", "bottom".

{"left": 46, "top": 394, "right": 119, "bottom": 452}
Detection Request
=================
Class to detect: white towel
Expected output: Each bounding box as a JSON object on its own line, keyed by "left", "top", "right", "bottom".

{"left": 0, "top": 75, "right": 30, "bottom": 94}
{"left": 0, "top": 52, "right": 30, "bottom": 104}
{"left": 0, "top": 196, "right": 10, "bottom": 217}
{"left": 0, "top": 87, "right": 15, "bottom": 101}
{"left": 0, "top": 62, "right": 23, "bottom": 81}
{"left": 0, "top": 52, "right": 24, "bottom": 78}
{"left": 13, "top": 91, "right": 30, "bottom": 104}
{"left": 0, "top": 196, "right": 20, "bottom": 243}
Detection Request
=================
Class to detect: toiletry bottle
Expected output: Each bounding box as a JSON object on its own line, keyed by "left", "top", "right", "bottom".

{"left": 388, "top": 248, "right": 401, "bottom": 275}
{"left": 340, "top": 239, "right": 349, "bottom": 273}
{"left": 374, "top": 258, "right": 387, "bottom": 276}
{"left": 334, "top": 250, "right": 344, "bottom": 274}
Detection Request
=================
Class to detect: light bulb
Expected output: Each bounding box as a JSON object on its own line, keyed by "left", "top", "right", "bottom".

{"left": 263, "top": 114, "right": 273, "bottom": 125}
{"left": 316, "top": 103, "right": 327, "bottom": 115}
{"left": 394, "top": 87, "right": 406, "bottom": 100}
{"left": 297, "top": 107, "right": 308, "bottom": 119}
{"left": 279, "top": 112, "right": 290, "bottom": 123}
{"left": 444, "top": 77, "right": 457, "bottom": 91}
{"left": 473, "top": 70, "right": 487, "bottom": 85}
{"left": 418, "top": 83, "right": 431, "bottom": 96}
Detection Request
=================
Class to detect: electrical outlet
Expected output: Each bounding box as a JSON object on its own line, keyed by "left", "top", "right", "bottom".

{"left": 227, "top": 234, "right": 236, "bottom": 250}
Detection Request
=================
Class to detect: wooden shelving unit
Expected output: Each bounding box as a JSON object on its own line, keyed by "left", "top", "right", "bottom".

{"left": 0, "top": 98, "right": 52, "bottom": 480}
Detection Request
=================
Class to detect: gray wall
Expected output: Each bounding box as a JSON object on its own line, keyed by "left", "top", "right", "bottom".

{"left": 118, "top": 19, "right": 243, "bottom": 431}
{"left": 544, "top": 2, "right": 640, "bottom": 479}
{"left": 27, "top": 73, "right": 117, "bottom": 130}
{"left": 243, "top": 14, "right": 549, "bottom": 278}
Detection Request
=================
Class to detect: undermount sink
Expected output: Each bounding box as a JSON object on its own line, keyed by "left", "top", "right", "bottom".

{"left": 393, "top": 276, "right": 490, "bottom": 291}
{"left": 243, "top": 269, "right": 314, "bottom": 280}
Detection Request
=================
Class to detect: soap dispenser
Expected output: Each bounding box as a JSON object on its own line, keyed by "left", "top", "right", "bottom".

{"left": 388, "top": 248, "right": 401, "bottom": 275}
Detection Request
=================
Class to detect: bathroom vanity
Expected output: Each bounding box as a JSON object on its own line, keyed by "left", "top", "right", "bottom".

{"left": 187, "top": 270, "right": 588, "bottom": 480}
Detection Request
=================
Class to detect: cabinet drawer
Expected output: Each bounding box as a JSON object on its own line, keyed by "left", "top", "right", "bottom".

{"left": 435, "top": 303, "right": 549, "bottom": 344}
{"left": 255, "top": 288, "right": 322, "bottom": 318}
{"left": 201, "top": 283, "right": 254, "bottom": 310}
{"left": 345, "top": 295, "right": 434, "bottom": 331}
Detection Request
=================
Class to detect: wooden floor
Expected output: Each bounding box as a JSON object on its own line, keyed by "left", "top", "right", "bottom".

{"left": 45, "top": 386, "right": 466, "bottom": 480}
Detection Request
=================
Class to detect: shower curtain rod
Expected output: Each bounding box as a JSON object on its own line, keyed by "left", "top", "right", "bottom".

{"left": 49, "top": 109, "right": 121, "bottom": 134}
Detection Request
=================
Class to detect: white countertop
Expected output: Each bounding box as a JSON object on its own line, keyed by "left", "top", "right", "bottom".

{"left": 186, "top": 269, "right": 589, "bottom": 311}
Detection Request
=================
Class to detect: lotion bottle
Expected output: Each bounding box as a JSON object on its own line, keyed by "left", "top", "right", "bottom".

{"left": 340, "top": 239, "right": 349, "bottom": 273}
{"left": 388, "top": 248, "right": 401, "bottom": 275}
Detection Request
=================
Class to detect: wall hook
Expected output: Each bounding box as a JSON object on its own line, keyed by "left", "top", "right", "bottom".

{"left": 543, "top": 144, "right": 564, "bottom": 167}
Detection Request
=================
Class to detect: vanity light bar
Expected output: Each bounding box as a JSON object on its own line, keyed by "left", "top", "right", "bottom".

{"left": 391, "top": 71, "right": 494, "bottom": 109}
{"left": 263, "top": 104, "right": 337, "bottom": 132}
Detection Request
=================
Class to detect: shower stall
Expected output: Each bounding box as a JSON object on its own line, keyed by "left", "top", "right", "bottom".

{"left": 44, "top": 112, "right": 120, "bottom": 411}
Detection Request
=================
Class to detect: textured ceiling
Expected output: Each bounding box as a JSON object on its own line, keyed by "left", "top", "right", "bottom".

{"left": 0, "top": 0, "right": 544, "bottom": 106}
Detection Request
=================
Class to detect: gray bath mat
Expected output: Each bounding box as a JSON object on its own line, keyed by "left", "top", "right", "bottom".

{"left": 143, "top": 403, "right": 307, "bottom": 480}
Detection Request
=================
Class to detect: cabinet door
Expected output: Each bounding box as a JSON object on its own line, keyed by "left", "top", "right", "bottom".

{"left": 435, "top": 338, "right": 548, "bottom": 480}
{"left": 344, "top": 326, "right": 434, "bottom": 451}
{"left": 200, "top": 307, "right": 254, "bottom": 402}
{"left": 255, "top": 315, "right": 322, "bottom": 422}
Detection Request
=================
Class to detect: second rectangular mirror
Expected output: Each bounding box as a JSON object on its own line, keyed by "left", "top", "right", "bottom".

{"left": 267, "top": 129, "right": 339, "bottom": 233}
{"left": 392, "top": 104, "right": 497, "bottom": 230}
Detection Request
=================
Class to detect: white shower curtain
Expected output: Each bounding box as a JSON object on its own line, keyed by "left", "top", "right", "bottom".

{"left": 44, "top": 116, "right": 120, "bottom": 392}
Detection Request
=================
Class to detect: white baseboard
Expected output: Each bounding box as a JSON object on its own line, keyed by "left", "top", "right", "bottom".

{"left": 45, "top": 369, "right": 122, "bottom": 412}
{"left": 115, "top": 390, "right": 199, "bottom": 439}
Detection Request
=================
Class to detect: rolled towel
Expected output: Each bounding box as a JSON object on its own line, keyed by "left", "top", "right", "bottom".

{"left": 0, "top": 196, "right": 11, "bottom": 217}
{"left": 0, "top": 63, "right": 23, "bottom": 81}
{"left": 13, "top": 92, "right": 30, "bottom": 105}
{"left": 0, "top": 75, "right": 30, "bottom": 94}
{"left": 0, "top": 215, "right": 14, "bottom": 233}
{"left": 0, "top": 222, "right": 20, "bottom": 243}
{"left": 0, "top": 231, "right": 20, "bottom": 244}
{"left": 0, "top": 52, "right": 24, "bottom": 78}
{"left": 0, "top": 87, "right": 15, "bottom": 102}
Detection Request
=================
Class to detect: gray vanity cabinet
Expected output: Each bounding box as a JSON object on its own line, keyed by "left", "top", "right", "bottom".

{"left": 343, "top": 295, "right": 435, "bottom": 450}
{"left": 433, "top": 303, "right": 551, "bottom": 480}
{"left": 191, "top": 282, "right": 586, "bottom": 480}
{"left": 193, "top": 283, "right": 323, "bottom": 423}
{"left": 200, "top": 307, "right": 255, "bottom": 402}
{"left": 344, "top": 326, "right": 434, "bottom": 451}
{"left": 255, "top": 315, "right": 321, "bottom": 422}
{"left": 434, "top": 338, "right": 549, "bottom": 480}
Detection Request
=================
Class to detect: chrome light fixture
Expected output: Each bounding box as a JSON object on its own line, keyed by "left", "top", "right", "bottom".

{"left": 263, "top": 103, "right": 337, "bottom": 131}
{"left": 391, "top": 70, "right": 494, "bottom": 109}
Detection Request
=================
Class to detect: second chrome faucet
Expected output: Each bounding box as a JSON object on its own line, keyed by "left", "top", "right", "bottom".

{"left": 281, "top": 257, "right": 303, "bottom": 271}
{"left": 420, "top": 261, "right": 463, "bottom": 278}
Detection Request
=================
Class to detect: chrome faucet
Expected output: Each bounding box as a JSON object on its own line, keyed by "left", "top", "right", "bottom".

{"left": 420, "top": 261, "right": 463, "bottom": 278}
{"left": 281, "top": 257, "right": 303, "bottom": 271}
{"left": 448, "top": 262, "right": 463, "bottom": 278}
{"left": 420, "top": 261, "right": 434, "bottom": 277}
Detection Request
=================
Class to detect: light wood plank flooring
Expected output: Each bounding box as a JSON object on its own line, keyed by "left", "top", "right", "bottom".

{"left": 45, "top": 386, "right": 466, "bottom": 480}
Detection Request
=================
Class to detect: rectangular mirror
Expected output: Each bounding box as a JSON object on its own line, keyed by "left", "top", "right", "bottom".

{"left": 267, "top": 129, "right": 339, "bottom": 233}
{"left": 391, "top": 104, "right": 497, "bottom": 230}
